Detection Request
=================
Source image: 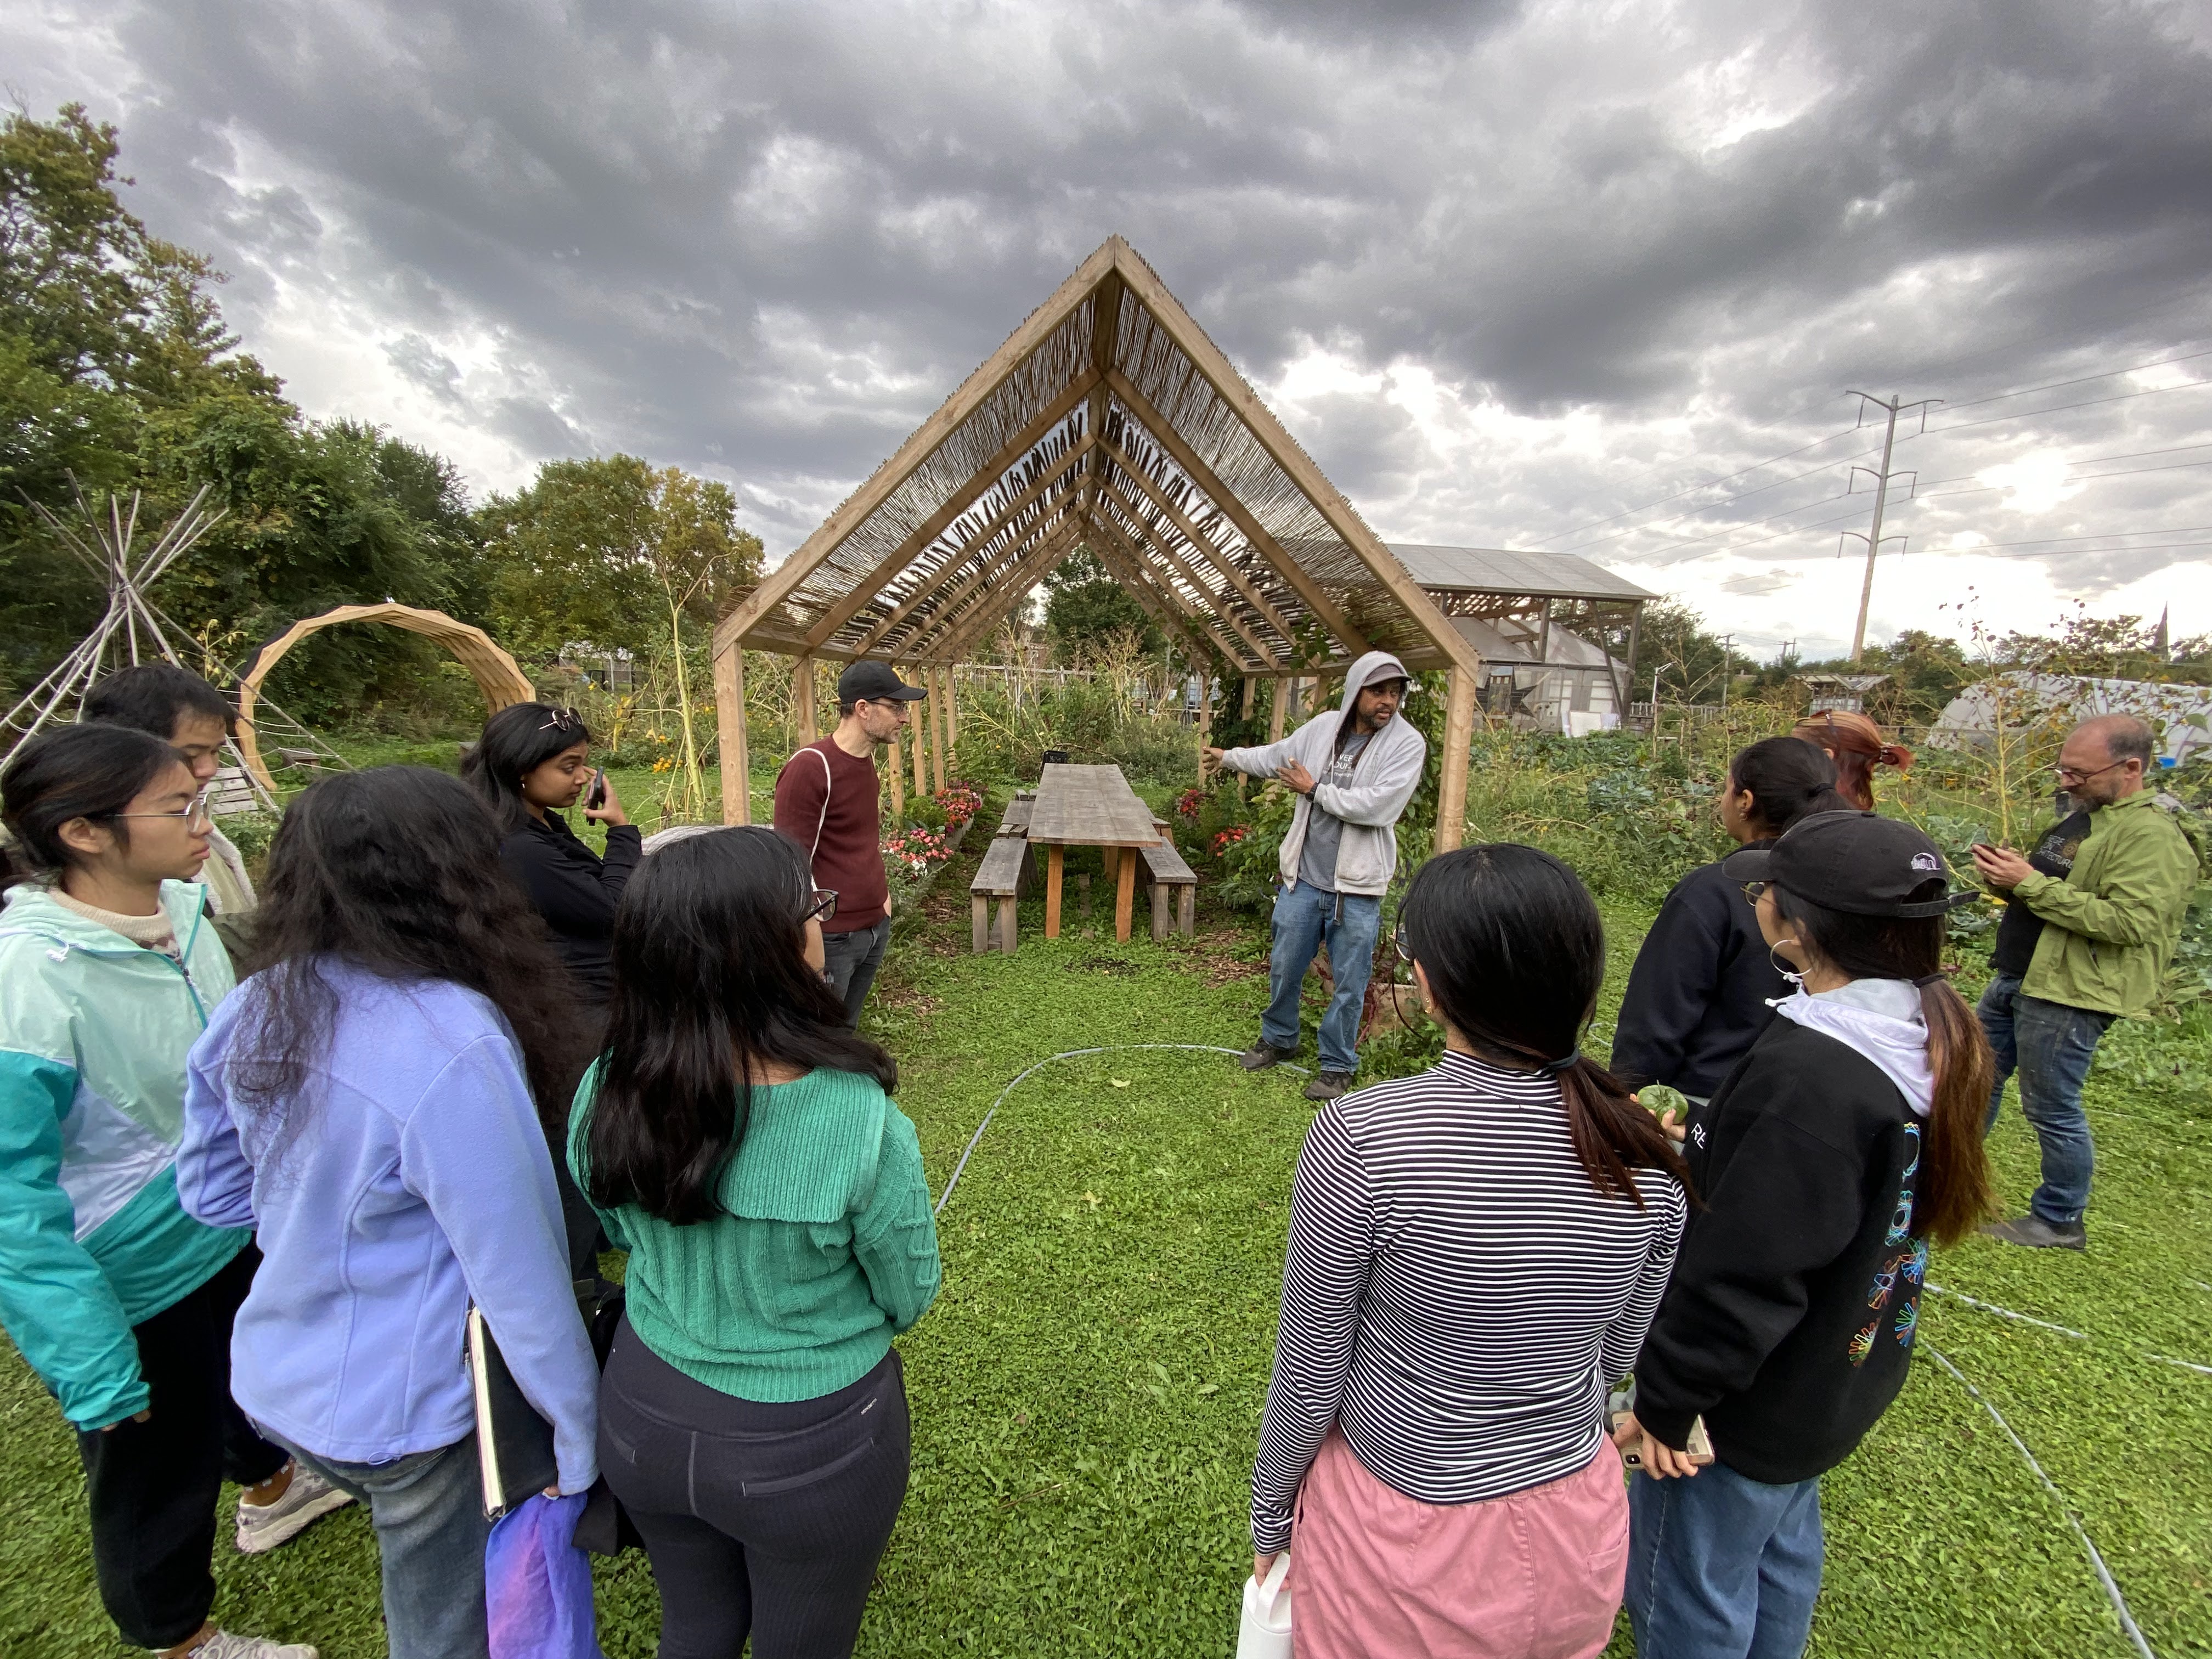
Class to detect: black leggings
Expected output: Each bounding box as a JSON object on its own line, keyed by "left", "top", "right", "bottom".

{"left": 599, "top": 1321, "right": 910, "bottom": 1659}
{"left": 75, "top": 1246, "right": 290, "bottom": 1648}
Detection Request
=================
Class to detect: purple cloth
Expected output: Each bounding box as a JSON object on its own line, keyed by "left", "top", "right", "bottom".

{"left": 487, "top": 1493, "right": 605, "bottom": 1659}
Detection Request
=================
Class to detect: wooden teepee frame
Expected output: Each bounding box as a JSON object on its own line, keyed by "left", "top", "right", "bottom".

{"left": 0, "top": 484, "right": 340, "bottom": 806}
{"left": 712, "top": 236, "right": 1486, "bottom": 848}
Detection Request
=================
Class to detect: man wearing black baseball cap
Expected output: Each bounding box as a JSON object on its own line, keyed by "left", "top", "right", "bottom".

{"left": 772, "top": 661, "right": 928, "bottom": 1024}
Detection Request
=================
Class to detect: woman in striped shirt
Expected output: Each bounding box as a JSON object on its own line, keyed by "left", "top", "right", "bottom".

{"left": 1250, "top": 843, "right": 1688, "bottom": 1659}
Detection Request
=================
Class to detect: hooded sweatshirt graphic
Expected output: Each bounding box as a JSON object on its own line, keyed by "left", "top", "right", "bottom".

{"left": 1214, "top": 651, "right": 1427, "bottom": 898}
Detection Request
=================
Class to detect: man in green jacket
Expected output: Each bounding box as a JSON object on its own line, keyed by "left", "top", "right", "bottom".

{"left": 1972, "top": 714, "right": 2198, "bottom": 1249}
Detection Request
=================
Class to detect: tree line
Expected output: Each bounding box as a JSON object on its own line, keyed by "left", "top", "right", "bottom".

{"left": 1, "top": 104, "right": 761, "bottom": 733}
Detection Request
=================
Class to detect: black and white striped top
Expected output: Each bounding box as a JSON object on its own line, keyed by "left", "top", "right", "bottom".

{"left": 1251, "top": 1049, "right": 1685, "bottom": 1552}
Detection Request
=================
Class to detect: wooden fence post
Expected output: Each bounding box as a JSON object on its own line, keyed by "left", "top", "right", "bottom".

{"left": 714, "top": 644, "right": 750, "bottom": 825}
{"left": 1434, "top": 667, "right": 1475, "bottom": 851}
{"left": 888, "top": 734, "right": 906, "bottom": 817}
{"left": 792, "top": 656, "right": 817, "bottom": 744}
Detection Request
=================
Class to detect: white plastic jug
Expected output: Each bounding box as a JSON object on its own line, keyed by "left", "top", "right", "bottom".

{"left": 1234, "top": 1553, "right": 1293, "bottom": 1659}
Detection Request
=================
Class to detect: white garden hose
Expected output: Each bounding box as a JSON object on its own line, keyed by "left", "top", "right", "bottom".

{"left": 933, "top": 1044, "right": 1307, "bottom": 1215}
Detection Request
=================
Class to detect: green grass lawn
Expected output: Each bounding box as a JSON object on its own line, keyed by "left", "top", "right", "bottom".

{"left": 3, "top": 835, "right": 2208, "bottom": 1655}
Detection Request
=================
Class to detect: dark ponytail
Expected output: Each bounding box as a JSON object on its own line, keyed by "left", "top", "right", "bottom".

{"left": 1, "top": 725, "right": 183, "bottom": 890}
{"left": 1403, "top": 844, "right": 1689, "bottom": 1206}
{"left": 1771, "top": 884, "right": 1995, "bottom": 1245}
{"left": 1729, "top": 736, "right": 1850, "bottom": 837}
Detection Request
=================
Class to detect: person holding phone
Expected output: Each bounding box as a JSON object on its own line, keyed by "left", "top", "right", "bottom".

{"left": 1616, "top": 812, "right": 1995, "bottom": 1657}
{"left": 465, "top": 702, "right": 639, "bottom": 1009}
{"left": 179, "top": 768, "right": 600, "bottom": 1659}
{"left": 1, "top": 725, "right": 339, "bottom": 1659}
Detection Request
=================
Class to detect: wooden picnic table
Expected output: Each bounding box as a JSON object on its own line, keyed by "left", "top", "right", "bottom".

{"left": 1029, "top": 763, "right": 1160, "bottom": 942}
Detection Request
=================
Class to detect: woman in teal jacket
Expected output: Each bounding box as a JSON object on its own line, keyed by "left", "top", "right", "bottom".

{"left": 571, "top": 827, "right": 940, "bottom": 1659}
{"left": 0, "top": 725, "right": 341, "bottom": 1659}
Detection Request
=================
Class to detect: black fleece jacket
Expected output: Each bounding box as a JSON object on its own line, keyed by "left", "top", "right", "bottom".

{"left": 1633, "top": 1018, "right": 1926, "bottom": 1484}
{"left": 499, "top": 811, "right": 642, "bottom": 1005}
{"left": 1611, "top": 847, "right": 1789, "bottom": 1098}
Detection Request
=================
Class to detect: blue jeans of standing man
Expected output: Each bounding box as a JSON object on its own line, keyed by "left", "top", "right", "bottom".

{"left": 1977, "top": 973, "right": 2114, "bottom": 1226}
{"left": 269, "top": 1431, "right": 492, "bottom": 1659}
{"left": 1261, "top": 882, "right": 1380, "bottom": 1075}
{"left": 1626, "top": 1462, "right": 1824, "bottom": 1659}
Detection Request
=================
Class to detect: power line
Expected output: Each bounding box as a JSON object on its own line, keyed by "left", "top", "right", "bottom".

{"left": 1940, "top": 347, "right": 2212, "bottom": 411}
{"left": 1530, "top": 424, "right": 1866, "bottom": 544}
{"left": 1924, "top": 376, "right": 2212, "bottom": 435}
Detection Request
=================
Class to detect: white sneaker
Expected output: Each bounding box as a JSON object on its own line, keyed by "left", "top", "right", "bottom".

{"left": 168, "top": 1630, "right": 319, "bottom": 1659}
{"left": 235, "top": 1462, "right": 354, "bottom": 1554}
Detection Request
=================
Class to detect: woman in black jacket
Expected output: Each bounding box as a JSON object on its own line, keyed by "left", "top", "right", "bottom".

{"left": 464, "top": 701, "right": 637, "bottom": 1277}
{"left": 464, "top": 702, "right": 640, "bottom": 1007}
{"left": 1612, "top": 811, "right": 1994, "bottom": 1658}
{"left": 1611, "top": 737, "right": 1847, "bottom": 1104}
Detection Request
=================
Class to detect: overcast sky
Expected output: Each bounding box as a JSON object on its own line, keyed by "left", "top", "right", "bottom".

{"left": 12, "top": 0, "right": 2212, "bottom": 660}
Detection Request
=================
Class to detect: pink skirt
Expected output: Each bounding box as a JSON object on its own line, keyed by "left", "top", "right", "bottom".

{"left": 1289, "top": 1430, "right": 1627, "bottom": 1659}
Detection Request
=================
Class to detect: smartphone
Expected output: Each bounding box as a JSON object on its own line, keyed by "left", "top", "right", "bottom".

{"left": 1610, "top": 1410, "right": 1715, "bottom": 1469}
{"left": 584, "top": 769, "right": 607, "bottom": 811}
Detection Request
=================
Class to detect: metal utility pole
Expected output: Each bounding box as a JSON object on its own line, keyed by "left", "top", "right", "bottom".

{"left": 1841, "top": 392, "right": 1940, "bottom": 663}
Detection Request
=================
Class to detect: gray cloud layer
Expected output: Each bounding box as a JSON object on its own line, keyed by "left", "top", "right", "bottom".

{"left": 9, "top": 0, "right": 2211, "bottom": 653}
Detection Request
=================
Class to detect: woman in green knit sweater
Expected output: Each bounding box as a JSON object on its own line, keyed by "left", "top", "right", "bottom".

{"left": 568, "top": 827, "right": 941, "bottom": 1659}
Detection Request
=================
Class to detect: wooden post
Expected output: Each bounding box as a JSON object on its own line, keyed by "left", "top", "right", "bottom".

{"left": 792, "top": 656, "right": 818, "bottom": 744}
{"left": 909, "top": 693, "right": 930, "bottom": 799}
{"left": 1177, "top": 883, "right": 1195, "bottom": 938}
{"left": 1242, "top": 676, "right": 1256, "bottom": 719}
{"left": 996, "top": 895, "right": 1017, "bottom": 953}
{"left": 1268, "top": 676, "right": 1288, "bottom": 743}
{"left": 1152, "top": 877, "right": 1169, "bottom": 943}
{"left": 943, "top": 665, "right": 959, "bottom": 749}
{"left": 971, "top": 893, "right": 989, "bottom": 954}
{"left": 714, "top": 643, "right": 751, "bottom": 825}
{"left": 1114, "top": 846, "right": 1137, "bottom": 942}
{"left": 1435, "top": 667, "right": 1476, "bottom": 852}
{"left": 932, "top": 667, "right": 952, "bottom": 793}
{"left": 888, "top": 735, "right": 906, "bottom": 816}
{"left": 1197, "top": 673, "right": 1214, "bottom": 782}
{"left": 1045, "top": 846, "right": 1065, "bottom": 939}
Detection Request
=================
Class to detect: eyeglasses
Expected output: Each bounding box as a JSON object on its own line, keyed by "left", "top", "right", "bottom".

{"left": 1392, "top": 919, "right": 1413, "bottom": 964}
{"left": 1740, "top": 879, "right": 1771, "bottom": 906}
{"left": 104, "top": 787, "right": 215, "bottom": 828}
{"left": 538, "top": 708, "right": 579, "bottom": 733}
{"left": 2052, "top": 758, "right": 2131, "bottom": 785}
{"left": 803, "top": 888, "right": 839, "bottom": 924}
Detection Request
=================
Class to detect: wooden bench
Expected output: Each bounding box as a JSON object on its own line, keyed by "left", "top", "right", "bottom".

{"left": 1140, "top": 817, "right": 1197, "bottom": 941}
{"left": 970, "top": 834, "right": 1029, "bottom": 953}
{"left": 274, "top": 747, "right": 326, "bottom": 774}
{"left": 997, "top": 797, "right": 1034, "bottom": 835}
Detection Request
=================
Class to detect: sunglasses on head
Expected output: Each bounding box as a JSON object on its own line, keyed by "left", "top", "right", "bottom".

{"left": 538, "top": 708, "right": 579, "bottom": 733}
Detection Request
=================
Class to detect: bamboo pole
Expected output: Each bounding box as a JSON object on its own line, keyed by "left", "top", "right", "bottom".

{"left": 714, "top": 643, "right": 750, "bottom": 825}
{"left": 1434, "top": 668, "right": 1476, "bottom": 852}
{"left": 793, "top": 656, "right": 818, "bottom": 744}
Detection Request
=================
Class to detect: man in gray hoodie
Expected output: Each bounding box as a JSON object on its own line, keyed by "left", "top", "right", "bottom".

{"left": 1206, "top": 651, "right": 1427, "bottom": 1101}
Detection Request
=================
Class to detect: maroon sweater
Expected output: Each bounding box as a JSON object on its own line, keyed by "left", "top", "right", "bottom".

{"left": 772, "top": 739, "right": 889, "bottom": 933}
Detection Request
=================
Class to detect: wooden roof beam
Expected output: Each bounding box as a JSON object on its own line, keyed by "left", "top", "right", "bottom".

{"left": 1097, "top": 433, "right": 1301, "bottom": 644}
{"left": 1104, "top": 366, "right": 1368, "bottom": 658}
{"left": 887, "top": 489, "right": 1080, "bottom": 659}
{"left": 844, "top": 436, "right": 1093, "bottom": 657}
{"left": 1087, "top": 508, "right": 1265, "bottom": 673}
{"left": 793, "top": 368, "right": 1101, "bottom": 652}
{"left": 1107, "top": 246, "right": 1480, "bottom": 675}
{"left": 1096, "top": 482, "right": 1277, "bottom": 669}
{"left": 921, "top": 518, "right": 1085, "bottom": 663}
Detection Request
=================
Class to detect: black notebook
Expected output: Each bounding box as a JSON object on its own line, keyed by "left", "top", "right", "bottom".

{"left": 466, "top": 1304, "right": 558, "bottom": 1519}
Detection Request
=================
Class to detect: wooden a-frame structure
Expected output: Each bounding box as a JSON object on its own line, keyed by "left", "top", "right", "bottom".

{"left": 713, "top": 236, "right": 1488, "bottom": 848}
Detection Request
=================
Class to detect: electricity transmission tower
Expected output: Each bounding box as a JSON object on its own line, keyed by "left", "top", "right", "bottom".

{"left": 1839, "top": 391, "right": 1939, "bottom": 663}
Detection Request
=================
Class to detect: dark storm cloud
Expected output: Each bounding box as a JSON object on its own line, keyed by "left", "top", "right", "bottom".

{"left": 7, "top": 0, "right": 2209, "bottom": 639}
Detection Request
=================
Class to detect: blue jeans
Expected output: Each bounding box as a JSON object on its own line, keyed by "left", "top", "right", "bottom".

{"left": 1626, "top": 1462, "right": 1823, "bottom": 1659}
{"left": 272, "top": 1431, "right": 491, "bottom": 1659}
{"left": 1978, "top": 974, "right": 2113, "bottom": 1226}
{"left": 1261, "top": 883, "right": 1380, "bottom": 1075}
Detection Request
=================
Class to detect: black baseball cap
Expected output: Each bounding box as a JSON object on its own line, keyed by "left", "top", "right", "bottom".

{"left": 1720, "top": 810, "right": 1974, "bottom": 918}
{"left": 837, "top": 661, "right": 928, "bottom": 703}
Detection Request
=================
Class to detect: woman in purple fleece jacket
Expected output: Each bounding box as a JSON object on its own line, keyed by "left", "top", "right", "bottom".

{"left": 179, "top": 768, "right": 600, "bottom": 1659}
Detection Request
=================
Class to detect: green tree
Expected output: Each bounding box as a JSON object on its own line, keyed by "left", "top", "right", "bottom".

{"left": 1630, "top": 600, "right": 1745, "bottom": 703}
{"left": 1042, "top": 544, "right": 1160, "bottom": 659}
{"left": 478, "top": 455, "right": 762, "bottom": 659}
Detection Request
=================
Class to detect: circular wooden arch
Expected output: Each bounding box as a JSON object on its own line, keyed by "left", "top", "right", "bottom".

{"left": 235, "top": 602, "right": 537, "bottom": 792}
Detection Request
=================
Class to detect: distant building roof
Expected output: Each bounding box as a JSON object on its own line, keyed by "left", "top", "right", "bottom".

{"left": 1387, "top": 544, "right": 1657, "bottom": 603}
